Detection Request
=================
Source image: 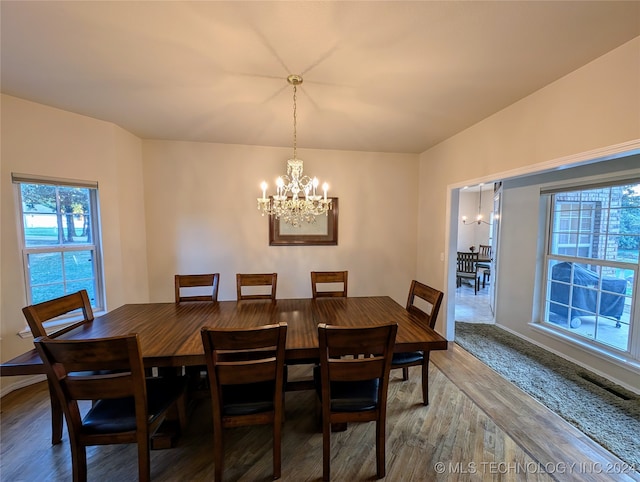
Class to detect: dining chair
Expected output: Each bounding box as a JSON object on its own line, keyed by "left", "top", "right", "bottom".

{"left": 478, "top": 244, "right": 492, "bottom": 262}
{"left": 390, "top": 280, "right": 444, "bottom": 405}
{"left": 174, "top": 273, "right": 220, "bottom": 302}
{"left": 481, "top": 267, "right": 491, "bottom": 288}
{"left": 174, "top": 273, "right": 220, "bottom": 396}
{"left": 22, "top": 289, "right": 95, "bottom": 445}
{"left": 310, "top": 271, "right": 348, "bottom": 298}
{"left": 34, "top": 334, "right": 188, "bottom": 482}
{"left": 284, "top": 270, "right": 349, "bottom": 392}
{"left": 201, "top": 322, "right": 287, "bottom": 482}
{"left": 315, "top": 322, "right": 397, "bottom": 481}
{"left": 477, "top": 244, "right": 492, "bottom": 287}
{"left": 236, "top": 273, "right": 278, "bottom": 300}
{"left": 456, "top": 251, "right": 480, "bottom": 294}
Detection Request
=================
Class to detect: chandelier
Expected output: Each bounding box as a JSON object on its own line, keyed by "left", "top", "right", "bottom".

{"left": 257, "top": 74, "right": 332, "bottom": 227}
{"left": 462, "top": 185, "right": 491, "bottom": 225}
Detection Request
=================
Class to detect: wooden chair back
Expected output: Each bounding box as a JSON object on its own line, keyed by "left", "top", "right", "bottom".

{"left": 405, "top": 280, "right": 444, "bottom": 329}
{"left": 21, "top": 290, "right": 95, "bottom": 445}
{"left": 457, "top": 251, "right": 480, "bottom": 294}
{"left": 22, "top": 289, "right": 94, "bottom": 339}
{"left": 457, "top": 251, "right": 479, "bottom": 275}
{"left": 391, "top": 280, "right": 444, "bottom": 405}
{"left": 236, "top": 273, "right": 277, "bottom": 300}
{"left": 34, "top": 334, "right": 187, "bottom": 482}
{"left": 311, "top": 270, "right": 348, "bottom": 298}
{"left": 479, "top": 244, "right": 492, "bottom": 258}
{"left": 317, "top": 322, "right": 397, "bottom": 480}
{"left": 201, "top": 323, "right": 287, "bottom": 481}
{"left": 175, "top": 273, "right": 220, "bottom": 302}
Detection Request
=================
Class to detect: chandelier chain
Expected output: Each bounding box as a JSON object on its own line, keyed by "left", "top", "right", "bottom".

{"left": 292, "top": 84, "right": 297, "bottom": 159}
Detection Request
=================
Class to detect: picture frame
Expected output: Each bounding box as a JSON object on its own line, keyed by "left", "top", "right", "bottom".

{"left": 269, "top": 197, "right": 338, "bottom": 246}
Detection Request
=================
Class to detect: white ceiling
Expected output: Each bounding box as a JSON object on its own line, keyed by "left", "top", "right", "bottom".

{"left": 2, "top": 1, "right": 639, "bottom": 154}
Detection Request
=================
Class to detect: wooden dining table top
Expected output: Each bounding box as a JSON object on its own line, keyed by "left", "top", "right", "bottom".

{"left": 0, "top": 296, "right": 448, "bottom": 377}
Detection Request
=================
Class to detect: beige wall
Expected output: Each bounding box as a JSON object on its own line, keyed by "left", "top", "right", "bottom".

{"left": 0, "top": 95, "right": 148, "bottom": 394}
{"left": 142, "top": 140, "right": 419, "bottom": 303}
{"left": 419, "top": 37, "right": 640, "bottom": 389}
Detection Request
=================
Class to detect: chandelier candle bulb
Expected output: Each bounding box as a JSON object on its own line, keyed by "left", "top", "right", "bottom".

{"left": 276, "top": 177, "right": 284, "bottom": 198}
{"left": 261, "top": 181, "right": 267, "bottom": 200}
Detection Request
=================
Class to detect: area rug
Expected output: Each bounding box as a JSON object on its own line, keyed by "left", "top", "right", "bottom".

{"left": 454, "top": 322, "right": 640, "bottom": 469}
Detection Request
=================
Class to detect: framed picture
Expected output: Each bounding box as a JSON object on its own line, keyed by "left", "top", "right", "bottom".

{"left": 269, "top": 198, "right": 338, "bottom": 246}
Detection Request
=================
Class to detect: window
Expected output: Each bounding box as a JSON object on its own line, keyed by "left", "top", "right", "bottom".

{"left": 542, "top": 181, "right": 639, "bottom": 359}
{"left": 13, "top": 174, "right": 104, "bottom": 313}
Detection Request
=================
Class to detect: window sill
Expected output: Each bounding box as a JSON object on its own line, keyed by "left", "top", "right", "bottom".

{"left": 18, "top": 309, "right": 106, "bottom": 339}
{"left": 528, "top": 322, "right": 640, "bottom": 376}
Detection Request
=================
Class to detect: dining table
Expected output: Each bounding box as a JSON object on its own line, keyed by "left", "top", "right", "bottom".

{"left": 0, "top": 296, "right": 448, "bottom": 377}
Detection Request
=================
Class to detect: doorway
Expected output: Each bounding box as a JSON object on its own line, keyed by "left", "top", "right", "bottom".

{"left": 454, "top": 183, "right": 497, "bottom": 324}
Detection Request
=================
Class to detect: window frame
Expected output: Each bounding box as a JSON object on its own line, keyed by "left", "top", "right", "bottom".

{"left": 540, "top": 180, "right": 640, "bottom": 362}
{"left": 13, "top": 174, "right": 105, "bottom": 324}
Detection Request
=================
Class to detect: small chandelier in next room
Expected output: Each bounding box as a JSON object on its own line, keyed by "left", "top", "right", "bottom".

{"left": 257, "top": 74, "right": 332, "bottom": 227}
{"left": 462, "top": 185, "right": 491, "bottom": 225}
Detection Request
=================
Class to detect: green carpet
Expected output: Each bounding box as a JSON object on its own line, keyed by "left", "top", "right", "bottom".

{"left": 454, "top": 322, "right": 640, "bottom": 469}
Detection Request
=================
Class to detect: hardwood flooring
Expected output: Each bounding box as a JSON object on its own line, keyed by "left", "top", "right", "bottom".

{"left": 1, "top": 343, "right": 638, "bottom": 481}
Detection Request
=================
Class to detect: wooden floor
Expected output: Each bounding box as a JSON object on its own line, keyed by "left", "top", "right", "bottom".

{"left": 1, "top": 343, "right": 638, "bottom": 481}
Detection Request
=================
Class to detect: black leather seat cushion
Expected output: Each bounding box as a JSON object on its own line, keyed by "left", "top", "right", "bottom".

{"left": 313, "top": 366, "right": 380, "bottom": 412}
{"left": 391, "top": 351, "right": 424, "bottom": 365}
{"left": 82, "top": 375, "right": 187, "bottom": 435}
{"left": 221, "top": 381, "right": 275, "bottom": 416}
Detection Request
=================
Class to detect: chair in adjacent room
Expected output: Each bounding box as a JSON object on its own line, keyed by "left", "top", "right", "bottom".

{"left": 390, "top": 280, "right": 444, "bottom": 405}
{"left": 201, "top": 322, "right": 288, "bottom": 482}
{"left": 477, "top": 244, "right": 492, "bottom": 288}
{"left": 456, "top": 251, "right": 480, "bottom": 294}
{"left": 22, "top": 289, "right": 96, "bottom": 445}
{"left": 174, "top": 273, "right": 220, "bottom": 302}
{"left": 236, "top": 273, "right": 278, "bottom": 300}
{"left": 478, "top": 244, "right": 492, "bottom": 262}
{"left": 310, "top": 271, "right": 348, "bottom": 298}
{"left": 174, "top": 273, "right": 220, "bottom": 395}
{"left": 34, "top": 334, "right": 188, "bottom": 482}
{"left": 315, "top": 322, "right": 397, "bottom": 481}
